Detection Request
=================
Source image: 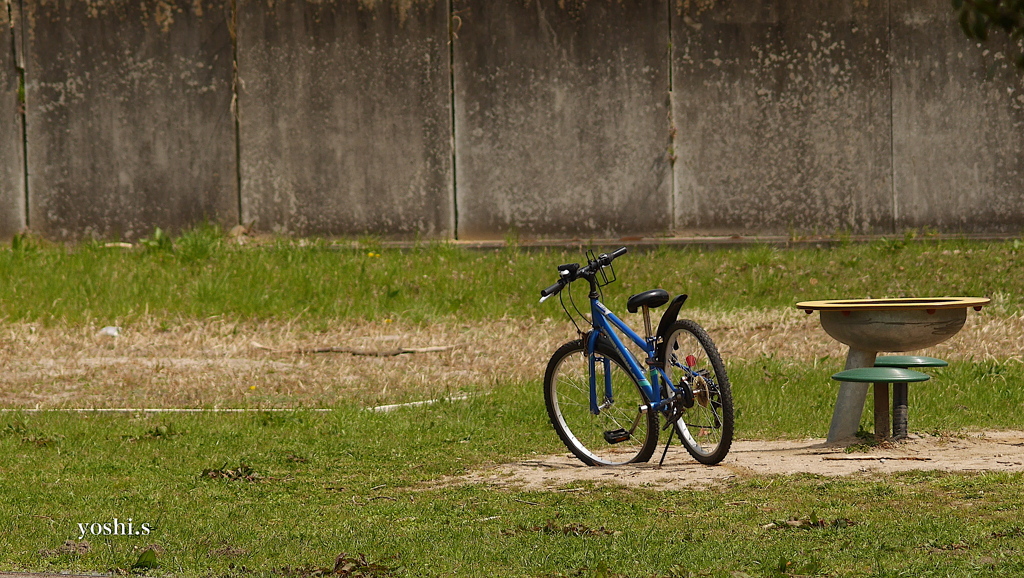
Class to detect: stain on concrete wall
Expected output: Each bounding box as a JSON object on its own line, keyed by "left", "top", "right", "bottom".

{"left": 891, "top": 0, "right": 1024, "bottom": 233}
{"left": 0, "top": 0, "right": 26, "bottom": 238}
{"left": 673, "top": 0, "right": 893, "bottom": 235}
{"left": 236, "top": 0, "right": 453, "bottom": 238}
{"left": 23, "top": 0, "right": 238, "bottom": 240}
{"left": 452, "top": 0, "right": 672, "bottom": 240}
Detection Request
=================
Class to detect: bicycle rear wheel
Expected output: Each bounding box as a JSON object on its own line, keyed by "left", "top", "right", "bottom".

{"left": 659, "top": 320, "right": 734, "bottom": 465}
{"left": 544, "top": 339, "right": 658, "bottom": 466}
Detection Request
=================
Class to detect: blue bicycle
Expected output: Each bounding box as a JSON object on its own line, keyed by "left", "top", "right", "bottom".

{"left": 539, "top": 247, "right": 734, "bottom": 466}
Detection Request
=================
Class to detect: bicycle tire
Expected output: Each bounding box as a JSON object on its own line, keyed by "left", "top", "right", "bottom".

{"left": 544, "top": 339, "right": 659, "bottom": 466}
{"left": 659, "top": 320, "right": 734, "bottom": 465}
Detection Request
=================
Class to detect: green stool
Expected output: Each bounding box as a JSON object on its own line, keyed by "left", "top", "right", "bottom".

{"left": 831, "top": 367, "right": 931, "bottom": 440}
{"left": 874, "top": 356, "right": 948, "bottom": 439}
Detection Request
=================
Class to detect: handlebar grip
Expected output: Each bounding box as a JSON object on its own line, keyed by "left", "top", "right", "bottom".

{"left": 541, "top": 281, "right": 565, "bottom": 298}
{"left": 597, "top": 246, "right": 628, "bottom": 267}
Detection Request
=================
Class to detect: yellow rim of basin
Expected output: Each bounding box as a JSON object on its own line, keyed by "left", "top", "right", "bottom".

{"left": 796, "top": 297, "right": 990, "bottom": 312}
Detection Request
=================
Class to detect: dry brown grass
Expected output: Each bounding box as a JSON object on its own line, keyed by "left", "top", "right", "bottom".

{"left": 1, "top": 308, "right": 1018, "bottom": 409}
{"left": 0, "top": 317, "right": 565, "bottom": 408}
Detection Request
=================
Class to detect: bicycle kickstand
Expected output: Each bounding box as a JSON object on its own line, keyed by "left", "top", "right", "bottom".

{"left": 657, "top": 425, "right": 675, "bottom": 468}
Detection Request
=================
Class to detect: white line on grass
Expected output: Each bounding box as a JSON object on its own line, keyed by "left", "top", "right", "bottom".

{"left": 0, "top": 394, "right": 479, "bottom": 414}
{"left": 367, "top": 393, "right": 475, "bottom": 413}
{"left": 0, "top": 408, "right": 332, "bottom": 413}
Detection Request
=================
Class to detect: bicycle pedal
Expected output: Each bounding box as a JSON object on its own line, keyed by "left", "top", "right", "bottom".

{"left": 603, "top": 429, "right": 630, "bottom": 444}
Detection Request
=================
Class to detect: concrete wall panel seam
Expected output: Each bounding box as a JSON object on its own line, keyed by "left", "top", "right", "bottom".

{"left": 0, "top": 0, "right": 26, "bottom": 238}
{"left": 667, "top": 0, "right": 677, "bottom": 232}
{"left": 887, "top": 0, "right": 897, "bottom": 234}
{"left": 448, "top": 0, "right": 460, "bottom": 239}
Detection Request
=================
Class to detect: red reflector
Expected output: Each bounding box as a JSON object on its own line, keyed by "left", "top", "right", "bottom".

{"left": 685, "top": 355, "right": 698, "bottom": 367}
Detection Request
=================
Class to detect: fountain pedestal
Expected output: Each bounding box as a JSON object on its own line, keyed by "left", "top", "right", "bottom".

{"left": 796, "top": 298, "right": 988, "bottom": 442}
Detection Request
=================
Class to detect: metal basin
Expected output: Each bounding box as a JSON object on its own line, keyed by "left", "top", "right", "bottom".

{"left": 798, "top": 297, "right": 988, "bottom": 352}
{"left": 819, "top": 308, "right": 966, "bottom": 352}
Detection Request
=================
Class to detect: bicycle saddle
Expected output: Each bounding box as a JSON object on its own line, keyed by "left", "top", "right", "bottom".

{"left": 626, "top": 289, "right": 670, "bottom": 313}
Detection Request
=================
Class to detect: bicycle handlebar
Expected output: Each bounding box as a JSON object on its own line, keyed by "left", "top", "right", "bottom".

{"left": 538, "top": 246, "right": 628, "bottom": 302}
{"left": 540, "top": 280, "right": 565, "bottom": 301}
{"left": 608, "top": 246, "right": 628, "bottom": 261}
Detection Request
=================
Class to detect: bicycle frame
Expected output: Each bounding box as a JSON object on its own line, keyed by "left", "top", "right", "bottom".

{"left": 587, "top": 296, "right": 691, "bottom": 408}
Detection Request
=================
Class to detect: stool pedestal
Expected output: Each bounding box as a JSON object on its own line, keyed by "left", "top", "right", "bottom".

{"left": 831, "top": 367, "right": 930, "bottom": 440}
{"left": 892, "top": 383, "right": 910, "bottom": 439}
{"left": 873, "top": 383, "right": 890, "bottom": 439}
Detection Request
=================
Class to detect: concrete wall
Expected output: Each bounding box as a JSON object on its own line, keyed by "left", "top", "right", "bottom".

{"left": 0, "top": 0, "right": 25, "bottom": 238}
{"left": 673, "top": 0, "right": 894, "bottom": 235}
{"left": 23, "top": 0, "right": 238, "bottom": 240}
{"left": 452, "top": 0, "right": 672, "bottom": 240}
{"left": 237, "top": 0, "right": 454, "bottom": 238}
{"left": 3, "top": 0, "right": 1024, "bottom": 240}
{"left": 891, "top": 0, "right": 1024, "bottom": 233}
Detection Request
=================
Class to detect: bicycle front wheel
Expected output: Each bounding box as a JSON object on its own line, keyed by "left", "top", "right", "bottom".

{"left": 660, "top": 320, "right": 734, "bottom": 465}
{"left": 544, "top": 339, "right": 658, "bottom": 466}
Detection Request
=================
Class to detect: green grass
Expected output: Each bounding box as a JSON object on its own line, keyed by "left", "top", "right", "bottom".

{"left": 733, "top": 356, "right": 1024, "bottom": 438}
{"left": 4, "top": 229, "right": 1024, "bottom": 576}
{"left": 2, "top": 228, "right": 1023, "bottom": 325}
{"left": 2, "top": 379, "right": 1024, "bottom": 577}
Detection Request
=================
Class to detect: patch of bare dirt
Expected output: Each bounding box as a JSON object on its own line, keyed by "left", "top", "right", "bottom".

{"left": 0, "top": 307, "right": 1017, "bottom": 408}
{"left": 456, "top": 431, "right": 1024, "bottom": 490}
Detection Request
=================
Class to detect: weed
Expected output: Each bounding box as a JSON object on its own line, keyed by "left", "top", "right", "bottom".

{"left": 139, "top": 227, "right": 173, "bottom": 253}
{"left": 502, "top": 520, "right": 622, "bottom": 537}
{"left": 991, "top": 527, "right": 1024, "bottom": 539}
{"left": 21, "top": 434, "right": 62, "bottom": 447}
{"left": 175, "top": 221, "right": 223, "bottom": 263}
{"left": 11, "top": 232, "right": 37, "bottom": 253}
{"left": 772, "top": 555, "right": 821, "bottom": 577}
{"left": 38, "top": 540, "right": 91, "bottom": 558}
{"left": 132, "top": 548, "right": 159, "bottom": 570}
{"left": 844, "top": 431, "right": 898, "bottom": 453}
{"left": 201, "top": 463, "right": 263, "bottom": 482}
{"left": 762, "top": 514, "right": 855, "bottom": 530}
{"left": 2, "top": 420, "right": 28, "bottom": 435}
{"left": 277, "top": 553, "right": 394, "bottom": 577}
{"left": 124, "top": 423, "right": 184, "bottom": 441}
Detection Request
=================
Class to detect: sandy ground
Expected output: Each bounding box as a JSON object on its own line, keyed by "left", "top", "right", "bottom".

{"left": 457, "top": 430, "right": 1024, "bottom": 490}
